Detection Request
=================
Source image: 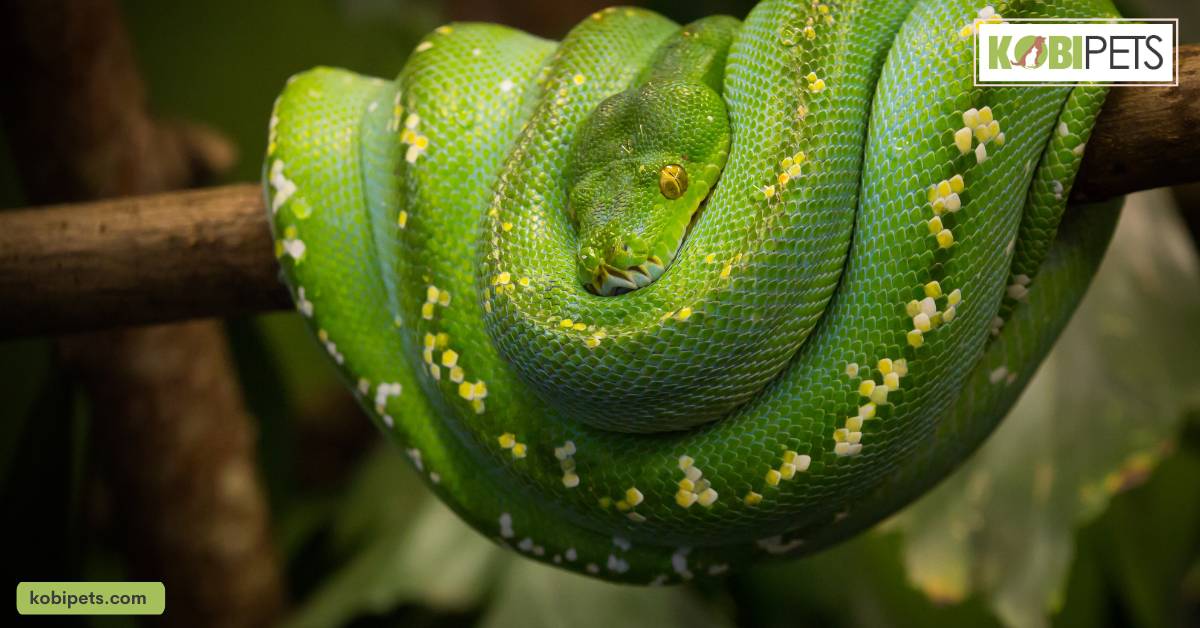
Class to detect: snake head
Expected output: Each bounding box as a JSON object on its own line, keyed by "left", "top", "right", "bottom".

{"left": 568, "top": 80, "right": 730, "bottom": 296}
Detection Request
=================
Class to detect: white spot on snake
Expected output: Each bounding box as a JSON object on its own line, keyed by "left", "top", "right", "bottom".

{"left": 975, "top": 141, "right": 988, "bottom": 164}
{"left": 756, "top": 535, "right": 803, "bottom": 555}
{"left": 607, "top": 554, "right": 630, "bottom": 573}
{"left": 295, "top": 287, "right": 313, "bottom": 317}
{"left": 499, "top": 79, "right": 515, "bottom": 93}
{"left": 671, "top": 547, "right": 694, "bottom": 580}
{"left": 374, "top": 382, "right": 402, "bottom": 413}
{"left": 565, "top": 548, "right": 577, "bottom": 561}
{"left": 1006, "top": 281, "right": 1029, "bottom": 300}
{"left": 1053, "top": 180, "right": 1064, "bottom": 200}
{"left": 708, "top": 563, "right": 730, "bottom": 576}
{"left": 406, "top": 448, "right": 423, "bottom": 471}
{"left": 268, "top": 159, "right": 296, "bottom": 213}
{"left": 989, "top": 366, "right": 1009, "bottom": 384}
{"left": 498, "top": 513, "right": 514, "bottom": 538}
{"left": 1058, "top": 121, "right": 1070, "bottom": 136}
{"left": 415, "top": 41, "right": 432, "bottom": 53}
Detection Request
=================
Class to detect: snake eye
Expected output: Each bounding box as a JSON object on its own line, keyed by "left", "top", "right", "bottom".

{"left": 658, "top": 164, "right": 688, "bottom": 200}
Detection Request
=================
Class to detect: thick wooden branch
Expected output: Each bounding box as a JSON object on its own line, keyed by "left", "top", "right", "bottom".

{"left": 0, "top": 184, "right": 290, "bottom": 337}
{"left": 2, "top": 44, "right": 1198, "bottom": 338}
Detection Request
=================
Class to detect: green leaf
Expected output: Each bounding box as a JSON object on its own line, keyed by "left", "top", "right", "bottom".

{"left": 284, "top": 446, "right": 504, "bottom": 628}
{"left": 480, "top": 559, "right": 734, "bottom": 628}
{"left": 891, "top": 191, "right": 1200, "bottom": 628}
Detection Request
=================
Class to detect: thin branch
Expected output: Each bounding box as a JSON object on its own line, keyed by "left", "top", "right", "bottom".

{"left": 2, "top": 44, "right": 1198, "bottom": 339}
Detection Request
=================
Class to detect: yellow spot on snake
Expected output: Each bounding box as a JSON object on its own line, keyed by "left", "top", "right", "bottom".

{"left": 744, "top": 491, "right": 763, "bottom": 506}
{"left": 494, "top": 272, "right": 511, "bottom": 285}
{"left": 397, "top": 210, "right": 408, "bottom": 228}
{"left": 954, "top": 127, "right": 973, "bottom": 154}
{"left": 936, "top": 229, "right": 955, "bottom": 249}
{"left": 441, "top": 349, "right": 458, "bottom": 368}
{"left": 676, "top": 307, "right": 693, "bottom": 321}
{"left": 924, "top": 281, "right": 943, "bottom": 299}
{"left": 907, "top": 329, "right": 925, "bottom": 348}
{"left": 498, "top": 433, "right": 515, "bottom": 448}
{"left": 421, "top": 303, "right": 434, "bottom": 320}
{"left": 765, "top": 469, "right": 781, "bottom": 486}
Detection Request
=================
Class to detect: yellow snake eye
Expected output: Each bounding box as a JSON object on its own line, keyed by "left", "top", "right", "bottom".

{"left": 658, "top": 164, "right": 688, "bottom": 199}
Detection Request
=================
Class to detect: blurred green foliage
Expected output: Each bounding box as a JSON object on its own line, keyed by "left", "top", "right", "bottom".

{"left": 1, "top": 1, "right": 1198, "bottom": 627}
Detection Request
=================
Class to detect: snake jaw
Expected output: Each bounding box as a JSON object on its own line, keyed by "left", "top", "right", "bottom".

{"left": 591, "top": 255, "right": 666, "bottom": 296}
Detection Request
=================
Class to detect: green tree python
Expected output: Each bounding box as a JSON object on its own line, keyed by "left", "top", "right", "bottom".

{"left": 264, "top": 0, "right": 1123, "bottom": 583}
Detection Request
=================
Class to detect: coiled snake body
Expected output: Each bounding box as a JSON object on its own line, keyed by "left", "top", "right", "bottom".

{"left": 266, "top": 0, "right": 1121, "bottom": 583}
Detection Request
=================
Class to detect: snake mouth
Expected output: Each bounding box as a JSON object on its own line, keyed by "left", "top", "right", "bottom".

{"left": 593, "top": 255, "right": 666, "bottom": 296}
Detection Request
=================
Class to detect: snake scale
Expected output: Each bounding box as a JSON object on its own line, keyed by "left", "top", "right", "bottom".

{"left": 265, "top": 0, "right": 1122, "bottom": 583}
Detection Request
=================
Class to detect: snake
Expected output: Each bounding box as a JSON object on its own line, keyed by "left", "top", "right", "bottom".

{"left": 265, "top": 0, "right": 1123, "bottom": 584}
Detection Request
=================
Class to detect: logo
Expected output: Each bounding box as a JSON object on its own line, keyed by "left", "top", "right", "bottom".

{"left": 1011, "top": 35, "right": 1047, "bottom": 68}
{"left": 975, "top": 19, "right": 1178, "bottom": 86}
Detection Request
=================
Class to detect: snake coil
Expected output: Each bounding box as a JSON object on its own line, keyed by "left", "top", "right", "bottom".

{"left": 265, "top": 0, "right": 1121, "bottom": 583}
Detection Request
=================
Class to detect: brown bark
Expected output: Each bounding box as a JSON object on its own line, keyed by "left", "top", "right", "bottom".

{"left": 0, "top": 1, "right": 285, "bottom": 626}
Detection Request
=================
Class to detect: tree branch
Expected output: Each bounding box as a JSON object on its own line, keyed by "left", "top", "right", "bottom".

{"left": 2, "top": 44, "right": 1198, "bottom": 339}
